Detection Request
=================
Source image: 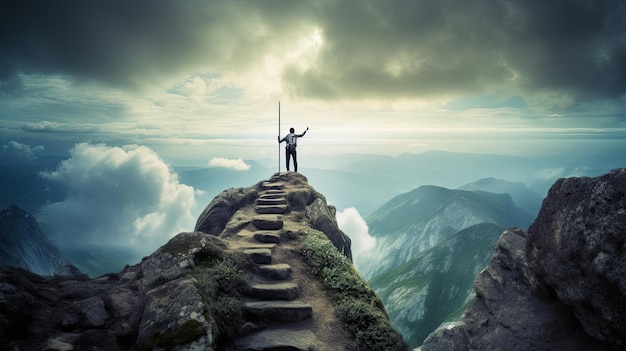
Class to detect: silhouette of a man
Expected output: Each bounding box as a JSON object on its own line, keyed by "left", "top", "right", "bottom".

{"left": 278, "top": 127, "right": 308, "bottom": 172}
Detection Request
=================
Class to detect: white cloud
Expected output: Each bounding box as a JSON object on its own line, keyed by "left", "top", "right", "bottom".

{"left": 0, "top": 140, "right": 44, "bottom": 162}
{"left": 38, "top": 143, "right": 196, "bottom": 260}
{"left": 208, "top": 157, "right": 251, "bottom": 171}
{"left": 336, "top": 207, "right": 376, "bottom": 270}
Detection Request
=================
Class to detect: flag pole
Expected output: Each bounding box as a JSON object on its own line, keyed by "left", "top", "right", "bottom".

{"left": 278, "top": 101, "right": 281, "bottom": 174}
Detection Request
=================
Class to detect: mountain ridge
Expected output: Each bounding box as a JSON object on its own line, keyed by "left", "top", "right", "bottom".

{"left": 360, "top": 185, "right": 533, "bottom": 279}
{"left": 0, "top": 204, "right": 72, "bottom": 276}
{"left": 0, "top": 172, "right": 407, "bottom": 351}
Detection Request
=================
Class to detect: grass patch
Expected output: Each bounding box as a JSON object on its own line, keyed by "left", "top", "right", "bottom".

{"left": 299, "top": 228, "right": 407, "bottom": 351}
{"left": 191, "top": 238, "right": 251, "bottom": 349}
{"left": 287, "top": 188, "right": 323, "bottom": 210}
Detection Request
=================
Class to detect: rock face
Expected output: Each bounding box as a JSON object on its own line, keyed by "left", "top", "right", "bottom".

{"left": 526, "top": 168, "right": 626, "bottom": 346}
{"left": 421, "top": 169, "right": 626, "bottom": 351}
{"left": 1, "top": 172, "right": 402, "bottom": 350}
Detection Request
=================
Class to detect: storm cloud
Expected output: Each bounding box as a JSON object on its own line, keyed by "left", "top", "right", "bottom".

{"left": 1, "top": 0, "right": 624, "bottom": 106}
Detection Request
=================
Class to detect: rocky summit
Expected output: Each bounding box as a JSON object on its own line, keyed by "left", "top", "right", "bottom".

{"left": 420, "top": 169, "right": 626, "bottom": 351}
{"left": 0, "top": 172, "right": 406, "bottom": 351}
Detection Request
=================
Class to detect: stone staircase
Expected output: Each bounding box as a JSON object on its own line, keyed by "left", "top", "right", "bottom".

{"left": 236, "top": 180, "right": 319, "bottom": 351}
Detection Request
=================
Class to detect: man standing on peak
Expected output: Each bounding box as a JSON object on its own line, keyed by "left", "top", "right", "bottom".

{"left": 278, "top": 126, "right": 308, "bottom": 172}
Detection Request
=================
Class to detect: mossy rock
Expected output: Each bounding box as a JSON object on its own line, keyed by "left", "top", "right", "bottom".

{"left": 147, "top": 319, "right": 206, "bottom": 350}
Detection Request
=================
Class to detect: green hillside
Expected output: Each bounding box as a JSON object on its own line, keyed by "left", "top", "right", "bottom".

{"left": 369, "top": 223, "right": 505, "bottom": 348}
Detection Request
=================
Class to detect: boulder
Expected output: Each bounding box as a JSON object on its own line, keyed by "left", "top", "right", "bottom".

{"left": 526, "top": 168, "right": 626, "bottom": 346}
{"left": 71, "top": 296, "right": 109, "bottom": 328}
{"left": 140, "top": 232, "right": 205, "bottom": 288}
{"left": 137, "top": 277, "right": 214, "bottom": 350}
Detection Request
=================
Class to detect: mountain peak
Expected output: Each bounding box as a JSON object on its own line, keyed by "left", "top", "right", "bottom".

{"left": 0, "top": 204, "right": 71, "bottom": 276}
{"left": 0, "top": 172, "right": 407, "bottom": 350}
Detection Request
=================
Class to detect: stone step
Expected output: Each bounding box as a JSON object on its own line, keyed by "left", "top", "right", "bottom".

{"left": 246, "top": 282, "right": 300, "bottom": 301}
{"left": 252, "top": 216, "right": 284, "bottom": 230}
{"left": 253, "top": 232, "right": 280, "bottom": 244}
{"left": 239, "top": 243, "right": 276, "bottom": 251}
{"left": 261, "top": 183, "right": 285, "bottom": 190}
{"left": 256, "top": 198, "right": 287, "bottom": 206}
{"left": 255, "top": 205, "right": 288, "bottom": 215}
{"left": 244, "top": 249, "right": 272, "bottom": 264}
{"left": 254, "top": 263, "right": 292, "bottom": 280}
{"left": 259, "top": 193, "right": 287, "bottom": 200}
{"left": 239, "top": 329, "right": 317, "bottom": 351}
{"left": 261, "top": 182, "right": 285, "bottom": 190}
{"left": 242, "top": 301, "right": 313, "bottom": 323}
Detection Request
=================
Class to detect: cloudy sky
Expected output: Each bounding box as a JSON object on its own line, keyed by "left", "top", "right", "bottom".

{"left": 1, "top": 0, "right": 625, "bottom": 273}
{"left": 1, "top": 0, "right": 625, "bottom": 164}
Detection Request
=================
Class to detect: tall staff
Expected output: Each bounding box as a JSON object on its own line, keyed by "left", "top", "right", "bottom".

{"left": 278, "top": 101, "right": 281, "bottom": 173}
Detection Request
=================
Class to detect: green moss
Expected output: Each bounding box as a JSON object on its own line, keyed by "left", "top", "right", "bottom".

{"left": 148, "top": 319, "right": 206, "bottom": 349}
{"left": 192, "top": 246, "right": 250, "bottom": 348}
{"left": 300, "top": 228, "right": 407, "bottom": 350}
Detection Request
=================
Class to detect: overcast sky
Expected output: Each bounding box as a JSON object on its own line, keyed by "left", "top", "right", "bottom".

{"left": 1, "top": 0, "right": 624, "bottom": 165}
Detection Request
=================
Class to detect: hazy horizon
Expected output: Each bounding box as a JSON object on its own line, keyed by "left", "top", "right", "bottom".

{"left": 1, "top": 0, "right": 625, "bottom": 276}
{"left": 2, "top": 1, "right": 625, "bottom": 165}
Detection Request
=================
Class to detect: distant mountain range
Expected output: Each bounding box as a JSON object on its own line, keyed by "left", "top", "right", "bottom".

{"left": 296, "top": 150, "right": 617, "bottom": 216}
{"left": 0, "top": 204, "right": 70, "bottom": 276}
{"left": 1, "top": 149, "right": 618, "bottom": 278}
{"left": 360, "top": 181, "right": 539, "bottom": 348}
{"left": 360, "top": 184, "right": 534, "bottom": 279}
{"left": 369, "top": 223, "right": 505, "bottom": 348}
{"left": 458, "top": 177, "right": 543, "bottom": 216}
{"left": 2, "top": 149, "right": 617, "bottom": 223}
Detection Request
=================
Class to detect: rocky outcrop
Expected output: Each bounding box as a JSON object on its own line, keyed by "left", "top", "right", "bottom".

{"left": 0, "top": 232, "right": 231, "bottom": 351}
{"left": 526, "top": 168, "right": 626, "bottom": 346}
{"left": 305, "top": 198, "right": 352, "bottom": 260}
{"left": 1, "top": 172, "right": 403, "bottom": 350}
{"left": 420, "top": 169, "right": 626, "bottom": 350}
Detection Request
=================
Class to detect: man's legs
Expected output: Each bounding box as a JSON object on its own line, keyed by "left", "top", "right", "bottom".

{"left": 293, "top": 149, "right": 298, "bottom": 172}
{"left": 285, "top": 149, "right": 291, "bottom": 171}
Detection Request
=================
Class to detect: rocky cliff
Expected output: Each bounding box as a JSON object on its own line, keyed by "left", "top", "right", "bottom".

{"left": 0, "top": 172, "right": 406, "bottom": 351}
{"left": 420, "top": 168, "right": 626, "bottom": 350}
